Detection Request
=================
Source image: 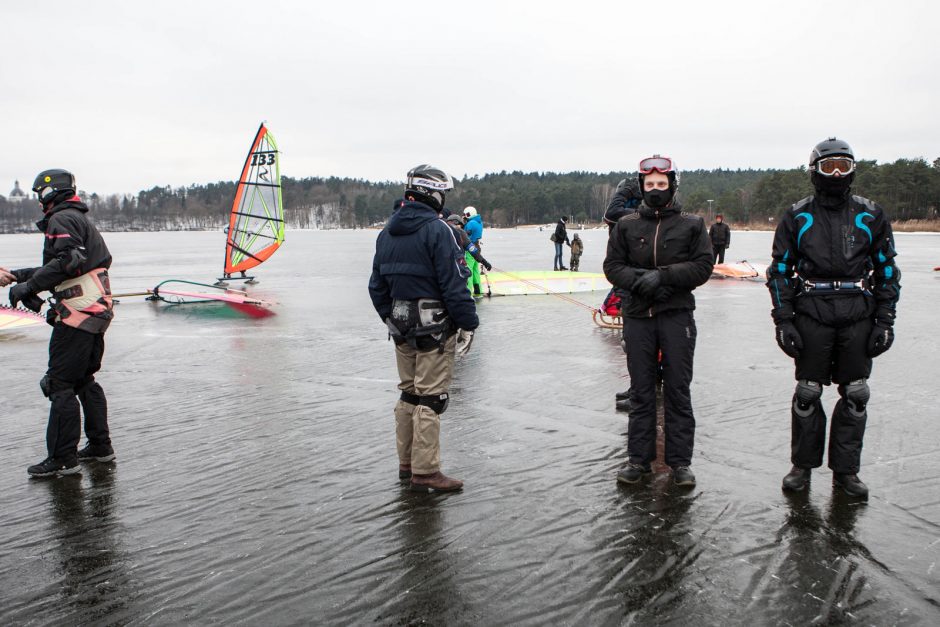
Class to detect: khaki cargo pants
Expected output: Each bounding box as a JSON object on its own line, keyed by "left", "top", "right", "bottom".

{"left": 394, "top": 334, "right": 457, "bottom": 475}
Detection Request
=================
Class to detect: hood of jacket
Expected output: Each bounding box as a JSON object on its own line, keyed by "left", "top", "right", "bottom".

{"left": 387, "top": 199, "right": 440, "bottom": 236}
{"left": 465, "top": 214, "right": 482, "bottom": 227}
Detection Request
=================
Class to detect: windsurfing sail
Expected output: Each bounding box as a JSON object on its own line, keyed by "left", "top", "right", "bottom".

{"left": 0, "top": 305, "right": 45, "bottom": 331}
{"left": 221, "top": 122, "right": 285, "bottom": 281}
{"left": 711, "top": 260, "right": 767, "bottom": 281}
{"left": 484, "top": 271, "right": 610, "bottom": 296}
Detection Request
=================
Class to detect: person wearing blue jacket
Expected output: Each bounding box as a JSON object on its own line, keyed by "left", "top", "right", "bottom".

{"left": 369, "top": 165, "right": 479, "bottom": 493}
{"left": 462, "top": 206, "right": 484, "bottom": 295}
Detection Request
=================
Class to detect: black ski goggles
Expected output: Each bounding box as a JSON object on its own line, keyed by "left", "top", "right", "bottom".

{"left": 814, "top": 156, "right": 855, "bottom": 177}
{"left": 638, "top": 155, "right": 675, "bottom": 174}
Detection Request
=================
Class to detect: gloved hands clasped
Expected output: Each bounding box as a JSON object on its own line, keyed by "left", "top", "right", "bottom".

{"left": 631, "top": 268, "right": 661, "bottom": 299}
{"left": 867, "top": 320, "right": 894, "bottom": 357}
{"left": 775, "top": 320, "right": 803, "bottom": 358}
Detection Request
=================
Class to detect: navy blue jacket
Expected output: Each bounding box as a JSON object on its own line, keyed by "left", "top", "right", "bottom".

{"left": 369, "top": 200, "right": 479, "bottom": 331}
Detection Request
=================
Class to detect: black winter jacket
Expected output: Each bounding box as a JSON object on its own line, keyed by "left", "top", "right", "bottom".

{"left": 709, "top": 221, "right": 731, "bottom": 248}
{"left": 14, "top": 197, "right": 112, "bottom": 292}
{"left": 766, "top": 194, "right": 900, "bottom": 325}
{"left": 369, "top": 200, "right": 479, "bottom": 331}
{"left": 603, "top": 202, "right": 714, "bottom": 317}
{"left": 553, "top": 220, "right": 570, "bottom": 245}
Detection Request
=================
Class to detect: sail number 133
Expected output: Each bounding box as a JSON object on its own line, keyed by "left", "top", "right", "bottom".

{"left": 251, "top": 153, "right": 276, "bottom": 165}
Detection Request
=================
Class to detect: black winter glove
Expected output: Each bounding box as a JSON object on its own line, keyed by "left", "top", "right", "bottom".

{"left": 775, "top": 320, "right": 803, "bottom": 358}
{"left": 867, "top": 321, "right": 894, "bottom": 357}
{"left": 10, "top": 283, "right": 42, "bottom": 313}
{"left": 482, "top": 258, "right": 492, "bottom": 271}
{"left": 653, "top": 286, "right": 674, "bottom": 302}
{"left": 632, "top": 269, "right": 662, "bottom": 299}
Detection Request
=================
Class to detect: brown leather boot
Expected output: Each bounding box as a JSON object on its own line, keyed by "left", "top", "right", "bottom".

{"left": 410, "top": 471, "right": 464, "bottom": 493}
{"left": 399, "top": 464, "right": 412, "bottom": 481}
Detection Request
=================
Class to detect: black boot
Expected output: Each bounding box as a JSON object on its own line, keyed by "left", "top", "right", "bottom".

{"left": 78, "top": 443, "right": 115, "bottom": 463}
{"left": 615, "top": 397, "right": 635, "bottom": 412}
{"left": 782, "top": 466, "right": 811, "bottom": 491}
{"left": 672, "top": 466, "right": 696, "bottom": 487}
{"left": 615, "top": 388, "right": 633, "bottom": 401}
{"left": 833, "top": 473, "right": 868, "bottom": 498}
{"left": 616, "top": 462, "right": 651, "bottom": 484}
{"left": 27, "top": 455, "right": 81, "bottom": 478}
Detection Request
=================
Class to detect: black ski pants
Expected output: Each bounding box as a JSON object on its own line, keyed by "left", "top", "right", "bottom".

{"left": 791, "top": 315, "right": 872, "bottom": 474}
{"left": 45, "top": 324, "right": 110, "bottom": 459}
{"left": 623, "top": 309, "right": 697, "bottom": 468}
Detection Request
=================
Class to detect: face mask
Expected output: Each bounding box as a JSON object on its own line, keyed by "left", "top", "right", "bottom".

{"left": 644, "top": 189, "right": 672, "bottom": 208}
{"left": 813, "top": 172, "right": 853, "bottom": 201}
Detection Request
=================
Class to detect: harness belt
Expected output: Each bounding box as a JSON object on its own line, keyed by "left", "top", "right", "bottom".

{"left": 51, "top": 268, "right": 113, "bottom": 333}
{"left": 801, "top": 278, "right": 867, "bottom": 293}
{"left": 386, "top": 298, "right": 454, "bottom": 352}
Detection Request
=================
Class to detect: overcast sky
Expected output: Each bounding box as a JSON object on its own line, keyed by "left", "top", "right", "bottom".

{"left": 2, "top": 0, "right": 937, "bottom": 195}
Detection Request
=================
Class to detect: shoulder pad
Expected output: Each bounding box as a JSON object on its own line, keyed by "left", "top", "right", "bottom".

{"left": 790, "top": 196, "right": 814, "bottom": 212}
{"left": 851, "top": 195, "right": 879, "bottom": 212}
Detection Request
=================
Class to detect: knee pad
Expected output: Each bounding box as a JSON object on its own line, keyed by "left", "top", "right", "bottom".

{"left": 399, "top": 390, "right": 420, "bottom": 406}
{"left": 841, "top": 378, "right": 870, "bottom": 415}
{"left": 793, "top": 380, "right": 822, "bottom": 415}
{"left": 417, "top": 392, "right": 449, "bottom": 415}
{"left": 40, "top": 375, "right": 74, "bottom": 401}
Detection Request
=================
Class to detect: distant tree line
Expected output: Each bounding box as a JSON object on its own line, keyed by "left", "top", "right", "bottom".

{"left": 1, "top": 158, "right": 938, "bottom": 233}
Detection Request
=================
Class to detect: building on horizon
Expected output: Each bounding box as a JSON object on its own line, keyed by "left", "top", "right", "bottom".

{"left": 8, "top": 180, "right": 30, "bottom": 203}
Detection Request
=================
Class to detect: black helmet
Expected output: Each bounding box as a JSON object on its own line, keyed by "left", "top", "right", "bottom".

{"left": 32, "top": 169, "right": 76, "bottom": 205}
{"left": 809, "top": 137, "right": 854, "bottom": 168}
{"left": 405, "top": 164, "right": 455, "bottom": 211}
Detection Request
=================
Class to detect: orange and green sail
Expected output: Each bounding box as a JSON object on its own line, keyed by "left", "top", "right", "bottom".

{"left": 223, "top": 123, "right": 285, "bottom": 275}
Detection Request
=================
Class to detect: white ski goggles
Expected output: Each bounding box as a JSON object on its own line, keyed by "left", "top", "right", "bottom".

{"left": 814, "top": 156, "right": 855, "bottom": 177}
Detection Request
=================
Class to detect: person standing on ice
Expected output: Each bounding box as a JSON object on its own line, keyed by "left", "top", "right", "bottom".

{"left": 709, "top": 214, "right": 731, "bottom": 264}
{"left": 603, "top": 177, "right": 644, "bottom": 412}
{"left": 462, "top": 206, "right": 485, "bottom": 296}
{"left": 369, "top": 165, "right": 479, "bottom": 493}
{"left": 444, "top": 212, "right": 492, "bottom": 282}
{"left": 4, "top": 169, "right": 115, "bottom": 477}
{"left": 767, "top": 138, "right": 900, "bottom": 498}
{"left": 552, "top": 216, "right": 571, "bottom": 270}
{"left": 569, "top": 233, "right": 584, "bottom": 271}
{"left": 604, "top": 155, "right": 713, "bottom": 487}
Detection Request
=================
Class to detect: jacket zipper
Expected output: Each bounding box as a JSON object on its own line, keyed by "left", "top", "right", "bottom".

{"left": 649, "top": 213, "right": 662, "bottom": 317}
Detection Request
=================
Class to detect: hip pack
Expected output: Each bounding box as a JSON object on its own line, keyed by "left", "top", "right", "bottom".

{"left": 386, "top": 298, "right": 453, "bottom": 352}
{"left": 52, "top": 268, "right": 114, "bottom": 333}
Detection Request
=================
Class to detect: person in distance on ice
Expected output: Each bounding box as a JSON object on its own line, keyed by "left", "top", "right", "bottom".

{"left": 462, "top": 206, "right": 485, "bottom": 296}
{"left": 603, "top": 155, "right": 714, "bottom": 488}
{"left": 4, "top": 169, "right": 116, "bottom": 477}
{"left": 569, "top": 233, "right": 584, "bottom": 271}
{"left": 443, "top": 210, "right": 492, "bottom": 290}
{"left": 766, "top": 138, "right": 900, "bottom": 498}
{"left": 709, "top": 213, "right": 731, "bottom": 264}
{"left": 368, "top": 165, "right": 479, "bottom": 493}
{"left": 551, "top": 215, "right": 571, "bottom": 270}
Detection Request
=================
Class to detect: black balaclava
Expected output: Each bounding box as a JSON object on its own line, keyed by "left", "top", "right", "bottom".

{"left": 812, "top": 171, "right": 854, "bottom": 207}
{"left": 643, "top": 186, "right": 674, "bottom": 209}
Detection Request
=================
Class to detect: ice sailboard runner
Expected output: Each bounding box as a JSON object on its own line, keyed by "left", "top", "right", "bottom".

{"left": 216, "top": 122, "right": 285, "bottom": 286}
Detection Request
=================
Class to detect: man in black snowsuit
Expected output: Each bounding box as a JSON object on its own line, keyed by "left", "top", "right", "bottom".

{"left": 767, "top": 138, "right": 900, "bottom": 498}
{"left": 4, "top": 169, "right": 115, "bottom": 477}
{"left": 552, "top": 216, "right": 570, "bottom": 271}
{"left": 369, "top": 165, "right": 479, "bottom": 493}
{"left": 604, "top": 156, "right": 714, "bottom": 487}
{"left": 709, "top": 214, "right": 731, "bottom": 264}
